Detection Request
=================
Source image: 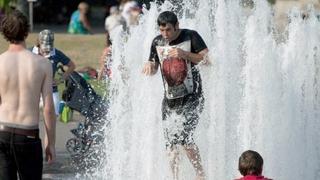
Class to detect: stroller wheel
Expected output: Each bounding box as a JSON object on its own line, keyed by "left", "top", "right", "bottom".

{"left": 92, "top": 134, "right": 104, "bottom": 145}
{"left": 66, "top": 138, "right": 83, "bottom": 155}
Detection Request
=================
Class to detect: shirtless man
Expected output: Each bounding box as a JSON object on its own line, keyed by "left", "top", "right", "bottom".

{"left": 0, "top": 10, "right": 56, "bottom": 180}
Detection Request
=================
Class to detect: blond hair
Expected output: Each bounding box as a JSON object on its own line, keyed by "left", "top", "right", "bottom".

{"left": 78, "top": 2, "right": 89, "bottom": 13}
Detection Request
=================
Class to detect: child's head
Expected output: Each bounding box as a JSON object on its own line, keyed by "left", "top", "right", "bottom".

{"left": 238, "top": 150, "right": 264, "bottom": 176}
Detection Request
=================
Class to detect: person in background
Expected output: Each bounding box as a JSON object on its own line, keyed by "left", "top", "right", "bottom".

{"left": 121, "top": 1, "right": 142, "bottom": 27}
{"left": 105, "top": 5, "right": 126, "bottom": 33}
{"left": 68, "top": 2, "right": 93, "bottom": 34}
{"left": 236, "top": 150, "right": 273, "bottom": 180}
{"left": 0, "top": 10, "right": 56, "bottom": 180}
{"left": 31, "top": 29, "right": 76, "bottom": 117}
{"left": 98, "top": 31, "right": 112, "bottom": 80}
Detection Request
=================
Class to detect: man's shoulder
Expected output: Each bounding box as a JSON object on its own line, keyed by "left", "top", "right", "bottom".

{"left": 182, "top": 28, "right": 193, "bottom": 32}
{"left": 16, "top": 49, "right": 45, "bottom": 61}
{"left": 54, "top": 48, "right": 69, "bottom": 57}
{"left": 53, "top": 48, "right": 62, "bottom": 54}
{"left": 0, "top": 50, "right": 49, "bottom": 72}
{"left": 25, "top": 50, "right": 50, "bottom": 66}
{"left": 26, "top": 50, "right": 46, "bottom": 61}
{"left": 153, "top": 34, "right": 163, "bottom": 41}
{"left": 52, "top": 49, "right": 70, "bottom": 61}
{"left": 152, "top": 35, "right": 165, "bottom": 45}
{"left": 181, "top": 29, "right": 198, "bottom": 36}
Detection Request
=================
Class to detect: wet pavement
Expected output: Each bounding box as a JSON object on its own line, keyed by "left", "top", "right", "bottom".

{"left": 39, "top": 114, "right": 84, "bottom": 180}
{"left": 42, "top": 152, "right": 75, "bottom": 180}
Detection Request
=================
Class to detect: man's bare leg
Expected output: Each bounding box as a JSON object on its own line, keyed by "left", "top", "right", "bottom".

{"left": 168, "top": 146, "right": 180, "bottom": 180}
{"left": 184, "top": 144, "right": 205, "bottom": 180}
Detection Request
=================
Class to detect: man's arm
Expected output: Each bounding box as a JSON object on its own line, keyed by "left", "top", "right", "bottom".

{"left": 80, "top": 13, "right": 93, "bottom": 34}
{"left": 57, "top": 50, "right": 76, "bottom": 79}
{"left": 142, "top": 60, "right": 159, "bottom": 76}
{"left": 63, "top": 60, "right": 76, "bottom": 79}
{"left": 169, "top": 47, "right": 209, "bottom": 64}
{"left": 143, "top": 39, "right": 160, "bottom": 76}
{"left": 41, "top": 61, "right": 56, "bottom": 164}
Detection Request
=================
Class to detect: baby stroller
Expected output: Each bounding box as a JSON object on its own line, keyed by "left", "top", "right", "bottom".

{"left": 59, "top": 66, "right": 108, "bottom": 171}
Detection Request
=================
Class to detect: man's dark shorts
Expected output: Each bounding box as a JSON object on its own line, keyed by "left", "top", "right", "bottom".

{"left": 162, "top": 93, "right": 204, "bottom": 148}
{"left": 0, "top": 131, "right": 43, "bottom": 180}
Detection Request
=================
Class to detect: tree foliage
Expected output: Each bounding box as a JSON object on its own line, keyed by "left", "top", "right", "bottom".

{"left": 0, "top": 0, "right": 16, "bottom": 13}
{"left": 268, "top": 0, "right": 276, "bottom": 5}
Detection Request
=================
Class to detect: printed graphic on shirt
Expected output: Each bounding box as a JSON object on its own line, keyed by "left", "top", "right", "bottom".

{"left": 156, "top": 41, "right": 194, "bottom": 99}
{"left": 158, "top": 47, "right": 186, "bottom": 86}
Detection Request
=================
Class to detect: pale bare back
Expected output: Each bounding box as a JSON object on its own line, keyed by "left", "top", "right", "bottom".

{"left": 0, "top": 48, "right": 53, "bottom": 128}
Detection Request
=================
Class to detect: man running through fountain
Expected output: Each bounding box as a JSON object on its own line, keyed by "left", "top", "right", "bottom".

{"left": 143, "top": 11, "right": 208, "bottom": 180}
{"left": 0, "top": 10, "right": 56, "bottom": 179}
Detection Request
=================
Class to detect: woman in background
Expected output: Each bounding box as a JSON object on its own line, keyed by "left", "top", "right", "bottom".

{"left": 98, "top": 31, "right": 112, "bottom": 80}
{"left": 68, "top": 2, "right": 93, "bottom": 34}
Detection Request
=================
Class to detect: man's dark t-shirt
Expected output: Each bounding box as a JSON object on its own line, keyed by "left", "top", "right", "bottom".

{"left": 47, "top": 49, "right": 70, "bottom": 92}
{"left": 149, "top": 29, "right": 207, "bottom": 99}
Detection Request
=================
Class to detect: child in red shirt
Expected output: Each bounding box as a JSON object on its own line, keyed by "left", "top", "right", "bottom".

{"left": 235, "top": 150, "right": 272, "bottom": 180}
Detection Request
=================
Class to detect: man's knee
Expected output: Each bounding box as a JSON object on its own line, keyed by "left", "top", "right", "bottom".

{"left": 167, "top": 145, "right": 179, "bottom": 157}
{"left": 183, "top": 143, "right": 199, "bottom": 152}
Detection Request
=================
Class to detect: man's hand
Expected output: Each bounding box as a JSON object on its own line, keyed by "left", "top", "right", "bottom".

{"left": 199, "top": 52, "right": 212, "bottom": 66}
{"left": 142, "top": 61, "right": 158, "bottom": 76}
{"left": 45, "top": 144, "right": 56, "bottom": 164}
{"left": 168, "top": 47, "right": 186, "bottom": 59}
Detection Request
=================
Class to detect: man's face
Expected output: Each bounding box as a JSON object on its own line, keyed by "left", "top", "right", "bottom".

{"left": 159, "top": 23, "right": 178, "bottom": 42}
{"left": 39, "top": 43, "right": 52, "bottom": 57}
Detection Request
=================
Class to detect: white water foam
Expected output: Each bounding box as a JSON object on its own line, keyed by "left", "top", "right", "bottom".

{"left": 99, "top": 1, "right": 320, "bottom": 179}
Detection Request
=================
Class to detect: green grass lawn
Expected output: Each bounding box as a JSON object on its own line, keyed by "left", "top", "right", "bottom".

{"left": 0, "top": 32, "right": 108, "bottom": 96}
{"left": 0, "top": 33, "right": 105, "bottom": 68}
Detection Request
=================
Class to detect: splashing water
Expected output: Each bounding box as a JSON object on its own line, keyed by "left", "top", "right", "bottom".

{"left": 99, "top": 0, "right": 320, "bottom": 179}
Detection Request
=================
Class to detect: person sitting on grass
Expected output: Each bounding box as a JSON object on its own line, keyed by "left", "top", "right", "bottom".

{"left": 68, "top": 2, "right": 93, "bottom": 34}
{"left": 98, "top": 31, "right": 112, "bottom": 80}
{"left": 236, "top": 150, "right": 272, "bottom": 180}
